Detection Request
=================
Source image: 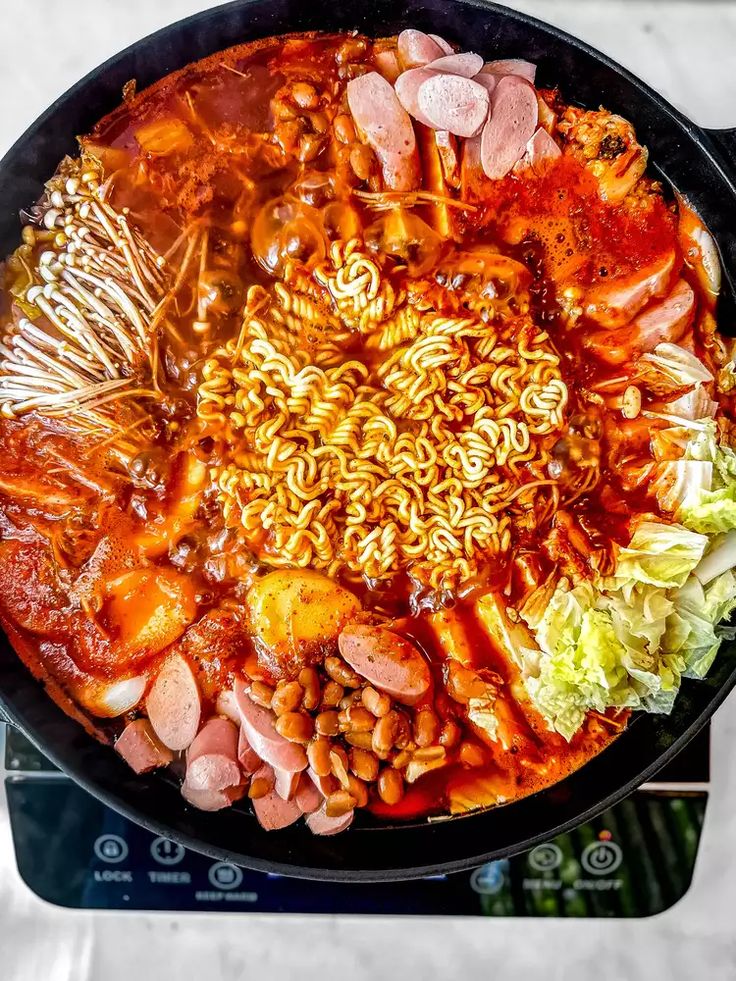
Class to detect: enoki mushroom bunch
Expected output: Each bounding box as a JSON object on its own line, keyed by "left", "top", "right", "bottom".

{"left": 0, "top": 156, "right": 165, "bottom": 447}
{"left": 199, "top": 240, "right": 569, "bottom": 590}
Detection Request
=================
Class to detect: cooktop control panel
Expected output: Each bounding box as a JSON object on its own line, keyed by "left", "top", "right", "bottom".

{"left": 3, "top": 725, "right": 709, "bottom": 916}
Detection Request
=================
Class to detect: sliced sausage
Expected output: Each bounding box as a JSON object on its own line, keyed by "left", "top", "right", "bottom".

{"left": 235, "top": 683, "right": 308, "bottom": 773}
{"left": 308, "top": 766, "right": 337, "bottom": 797}
{"left": 526, "top": 127, "right": 561, "bottom": 173}
{"left": 425, "top": 52, "right": 484, "bottom": 78}
{"left": 428, "top": 33, "right": 454, "bottom": 56}
{"left": 115, "top": 718, "right": 173, "bottom": 774}
{"left": 346, "top": 71, "right": 420, "bottom": 191}
{"left": 481, "top": 58, "right": 537, "bottom": 83}
{"left": 481, "top": 75, "right": 539, "bottom": 179}
{"left": 584, "top": 251, "right": 676, "bottom": 328}
{"left": 295, "top": 775, "right": 323, "bottom": 813}
{"left": 238, "top": 727, "right": 262, "bottom": 774}
{"left": 181, "top": 781, "right": 244, "bottom": 812}
{"left": 185, "top": 718, "right": 241, "bottom": 792}
{"left": 306, "top": 806, "right": 355, "bottom": 836}
{"left": 417, "top": 74, "right": 490, "bottom": 138}
{"left": 395, "top": 68, "right": 439, "bottom": 126}
{"left": 632, "top": 279, "right": 696, "bottom": 349}
{"left": 338, "top": 624, "right": 431, "bottom": 705}
{"left": 250, "top": 765, "right": 302, "bottom": 830}
{"left": 473, "top": 73, "right": 498, "bottom": 97}
{"left": 584, "top": 281, "right": 695, "bottom": 365}
{"left": 145, "top": 653, "right": 201, "bottom": 751}
{"left": 274, "top": 766, "right": 300, "bottom": 801}
{"left": 397, "top": 29, "right": 445, "bottom": 69}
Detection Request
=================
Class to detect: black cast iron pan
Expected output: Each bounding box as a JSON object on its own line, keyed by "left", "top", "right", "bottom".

{"left": 1, "top": 0, "right": 735, "bottom": 882}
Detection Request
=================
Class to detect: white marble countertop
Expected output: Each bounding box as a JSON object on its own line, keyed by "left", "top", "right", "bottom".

{"left": 1, "top": 3, "right": 736, "bottom": 979}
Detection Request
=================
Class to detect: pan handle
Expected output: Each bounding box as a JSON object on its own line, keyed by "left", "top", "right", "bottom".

{"left": 703, "top": 127, "right": 736, "bottom": 164}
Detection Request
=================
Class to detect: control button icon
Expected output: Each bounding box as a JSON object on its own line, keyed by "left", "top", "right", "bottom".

{"left": 581, "top": 840, "right": 623, "bottom": 876}
{"left": 528, "top": 843, "right": 563, "bottom": 873}
{"left": 150, "top": 837, "right": 186, "bottom": 866}
{"left": 93, "top": 834, "right": 128, "bottom": 864}
{"left": 470, "top": 861, "right": 506, "bottom": 896}
{"left": 208, "top": 862, "right": 243, "bottom": 890}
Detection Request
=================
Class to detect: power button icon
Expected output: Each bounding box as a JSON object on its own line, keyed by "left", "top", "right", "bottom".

{"left": 581, "top": 840, "right": 623, "bottom": 876}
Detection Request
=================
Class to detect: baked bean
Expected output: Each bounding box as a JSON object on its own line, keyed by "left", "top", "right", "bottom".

{"left": 350, "top": 747, "right": 379, "bottom": 782}
{"left": 274, "top": 119, "right": 303, "bottom": 154}
{"left": 413, "top": 745, "right": 445, "bottom": 763}
{"left": 459, "top": 742, "right": 485, "bottom": 768}
{"left": 391, "top": 748, "right": 413, "bottom": 769}
{"left": 361, "top": 686, "right": 391, "bottom": 718}
{"left": 322, "top": 680, "right": 345, "bottom": 707}
{"left": 271, "top": 680, "right": 303, "bottom": 716}
{"left": 345, "top": 730, "right": 374, "bottom": 750}
{"left": 349, "top": 144, "right": 375, "bottom": 182}
{"left": 343, "top": 705, "right": 375, "bottom": 733}
{"left": 325, "top": 655, "right": 361, "bottom": 688}
{"left": 330, "top": 747, "right": 351, "bottom": 788}
{"left": 413, "top": 708, "right": 440, "bottom": 748}
{"left": 339, "top": 692, "right": 360, "bottom": 711}
{"left": 298, "top": 133, "right": 325, "bottom": 163}
{"left": 272, "top": 98, "right": 297, "bottom": 121}
{"left": 439, "top": 719, "right": 462, "bottom": 748}
{"left": 249, "top": 680, "right": 274, "bottom": 708}
{"left": 347, "top": 774, "right": 369, "bottom": 808}
{"left": 393, "top": 710, "right": 412, "bottom": 750}
{"left": 307, "top": 737, "right": 332, "bottom": 777}
{"left": 372, "top": 711, "right": 399, "bottom": 758}
{"left": 334, "top": 113, "right": 356, "bottom": 144}
{"left": 377, "top": 767, "right": 404, "bottom": 805}
{"left": 308, "top": 111, "right": 329, "bottom": 134}
{"left": 290, "top": 81, "right": 319, "bottom": 110}
{"left": 316, "top": 709, "right": 340, "bottom": 736}
{"left": 248, "top": 776, "right": 273, "bottom": 800}
{"left": 298, "top": 667, "right": 321, "bottom": 711}
{"left": 275, "top": 711, "right": 313, "bottom": 744}
{"left": 326, "top": 789, "right": 357, "bottom": 817}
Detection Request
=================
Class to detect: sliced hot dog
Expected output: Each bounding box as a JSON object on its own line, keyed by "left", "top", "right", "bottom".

{"left": 115, "top": 718, "right": 173, "bottom": 774}
{"left": 346, "top": 72, "right": 420, "bottom": 191}
{"left": 181, "top": 781, "right": 244, "bottom": 812}
{"left": 526, "top": 127, "right": 561, "bottom": 173}
{"left": 308, "top": 766, "right": 338, "bottom": 797}
{"left": 425, "top": 52, "right": 483, "bottom": 78}
{"left": 417, "top": 74, "right": 490, "bottom": 138}
{"left": 584, "top": 251, "right": 676, "bottom": 328}
{"left": 397, "top": 29, "right": 445, "bottom": 69}
{"left": 295, "top": 775, "right": 323, "bottom": 813}
{"left": 145, "top": 653, "right": 201, "bottom": 751}
{"left": 185, "top": 717, "right": 241, "bottom": 792}
{"left": 306, "top": 806, "right": 355, "bottom": 836}
{"left": 481, "top": 58, "right": 537, "bottom": 83}
{"left": 274, "top": 766, "right": 300, "bottom": 801}
{"left": 338, "top": 624, "right": 431, "bottom": 705}
{"left": 235, "top": 683, "right": 308, "bottom": 773}
{"left": 428, "top": 33, "right": 454, "bottom": 56}
{"left": 632, "top": 279, "right": 696, "bottom": 349}
{"left": 250, "top": 765, "right": 302, "bottom": 830}
{"left": 395, "top": 68, "right": 439, "bottom": 126}
{"left": 473, "top": 73, "right": 498, "bottom": 97}
{"left": 481, "top": 75, "right": 539, "bottom": 179}
{"left": 238, "top": 727, "right": 262, "bottom": 774}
